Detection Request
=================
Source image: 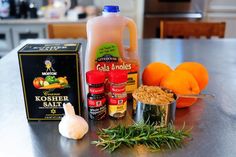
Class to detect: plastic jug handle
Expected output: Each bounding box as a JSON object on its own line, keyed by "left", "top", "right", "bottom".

{"left": 125, "top": 18, "right": 137, "bottom": 53}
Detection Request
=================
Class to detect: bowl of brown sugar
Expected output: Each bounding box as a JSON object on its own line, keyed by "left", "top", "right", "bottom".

{"left": 132, "top": 85, "right": 176, "bottom": 126}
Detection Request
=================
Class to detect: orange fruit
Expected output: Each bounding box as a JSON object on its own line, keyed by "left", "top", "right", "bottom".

{"left": 142, "top": 62, "right": 172, "bottom": 86}
{"left": 176, "top": 97, "right": 198, "bottom": 109}
{"left": 176, "top": 62, "right": 209, "bottom": 90}
{"left": 160, "top": 70, "right": 200, "bottom": 108}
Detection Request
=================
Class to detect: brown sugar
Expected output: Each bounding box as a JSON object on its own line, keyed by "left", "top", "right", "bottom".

{"left": 132, "top": 85, "right": 175, "bottom": 105}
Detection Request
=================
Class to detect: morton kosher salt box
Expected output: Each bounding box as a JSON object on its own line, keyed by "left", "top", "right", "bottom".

{"left": 18, "top": 43, "right": 82, "bottom": 120}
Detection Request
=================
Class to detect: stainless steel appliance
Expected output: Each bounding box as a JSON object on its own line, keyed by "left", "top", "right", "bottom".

{"left": 143, "top": 0, "right": 205, "bottom": 38}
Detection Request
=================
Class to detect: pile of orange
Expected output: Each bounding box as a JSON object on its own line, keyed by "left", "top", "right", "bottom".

{"left": 142, "top": 62, "right": 209, "bottom": 108}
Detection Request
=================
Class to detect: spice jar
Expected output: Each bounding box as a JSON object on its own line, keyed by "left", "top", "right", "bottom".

{"left": 108, "top": 70, "right": 128, "bottom": 118}
{"left": 86, "top": 70, "right": 106, "bottom": 120}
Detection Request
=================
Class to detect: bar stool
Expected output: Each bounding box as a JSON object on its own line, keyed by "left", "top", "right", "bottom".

{"left": 48, "top": 23, "right": 87, "bottom": 39}
{"left": 160, "top": 21, "right": 226, "bottom": 39}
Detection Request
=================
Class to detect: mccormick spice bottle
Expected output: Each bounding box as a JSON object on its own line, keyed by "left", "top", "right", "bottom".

{"left": 86, "top": 70, "right": 106, "bottom": 120}
{"left": 108, "top": 70, "right": 128, "bottom": 118}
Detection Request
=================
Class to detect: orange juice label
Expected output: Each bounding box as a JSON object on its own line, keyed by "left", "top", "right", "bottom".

{"left": 95, "top": 43, "right": 138, "bottom": 94}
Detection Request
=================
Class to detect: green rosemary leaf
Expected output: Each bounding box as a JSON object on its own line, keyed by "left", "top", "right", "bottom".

{"left": 91, "top": 121, "right": 191, "bottom": 153}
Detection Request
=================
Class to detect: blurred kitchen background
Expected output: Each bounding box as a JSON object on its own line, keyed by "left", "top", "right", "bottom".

{"left": 0, "top": 0, "right": 236, "bottom": 57}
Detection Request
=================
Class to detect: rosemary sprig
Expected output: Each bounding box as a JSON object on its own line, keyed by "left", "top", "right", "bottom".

{"left": 91, "top": 122, "right": 192, "bottom": 153}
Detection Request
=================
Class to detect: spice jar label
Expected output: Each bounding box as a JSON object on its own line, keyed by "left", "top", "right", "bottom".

{"left": 110, "top": 85, "right": 126, "bottom": 93}
{"left": 108, "top": 97, "right": 127, "bottom": 116}
{"left": 88, "top": 100, "right": 107, "bottom": 120}
{"left": 109, "top": 97, "right": 127, "bottom": 105}
{"left": 88, "top": 98, "right": 106, "bottom": 107}
{"left": 88, "top": 97, "right": 107, "bottom": 120}
{"left": 89, "top": 86, "right": 104, "bottom": 94}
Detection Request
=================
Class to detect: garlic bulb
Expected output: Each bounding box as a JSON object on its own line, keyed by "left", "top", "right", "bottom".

{"left": 59, "top": 103, "right": 89, "bottom": 140}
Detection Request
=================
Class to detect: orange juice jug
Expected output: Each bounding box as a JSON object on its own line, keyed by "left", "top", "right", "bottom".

{"left": 85, "top": 5, "right": 139, "bottom": 96}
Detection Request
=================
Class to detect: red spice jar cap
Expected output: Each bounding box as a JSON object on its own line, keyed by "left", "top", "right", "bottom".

{"left": 86, "top": 70, "right": 106, "bottom": 84}
{"left": 108, "top": 70, "right": 128, "bottom": 83}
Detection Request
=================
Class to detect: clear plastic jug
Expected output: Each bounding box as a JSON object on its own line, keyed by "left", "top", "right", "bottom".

{"left": 85, "top": 5, "right": 139, "bottom": 95}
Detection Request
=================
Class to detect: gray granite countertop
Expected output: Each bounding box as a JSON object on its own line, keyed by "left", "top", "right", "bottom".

{"left": 0, "top": 18, "right": 87, "bottom": 24}
{"left": 1, "top": 39, "right": 236, "bottom": 157}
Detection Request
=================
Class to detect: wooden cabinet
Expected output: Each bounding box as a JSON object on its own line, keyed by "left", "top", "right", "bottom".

{"left": 205, "top": 0, "right": 236, "bottom": 37}
{"left": 11, "top": 24, "right": 46, "bottom": 48}
{"left": 0, "top": 21, "right": 87, "bottom": 57}
{"left": 0, "top": 24, "right": 46, "bottom": 57}
{"left": 0, "top": 27, "right": 12, "bottom": 56}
